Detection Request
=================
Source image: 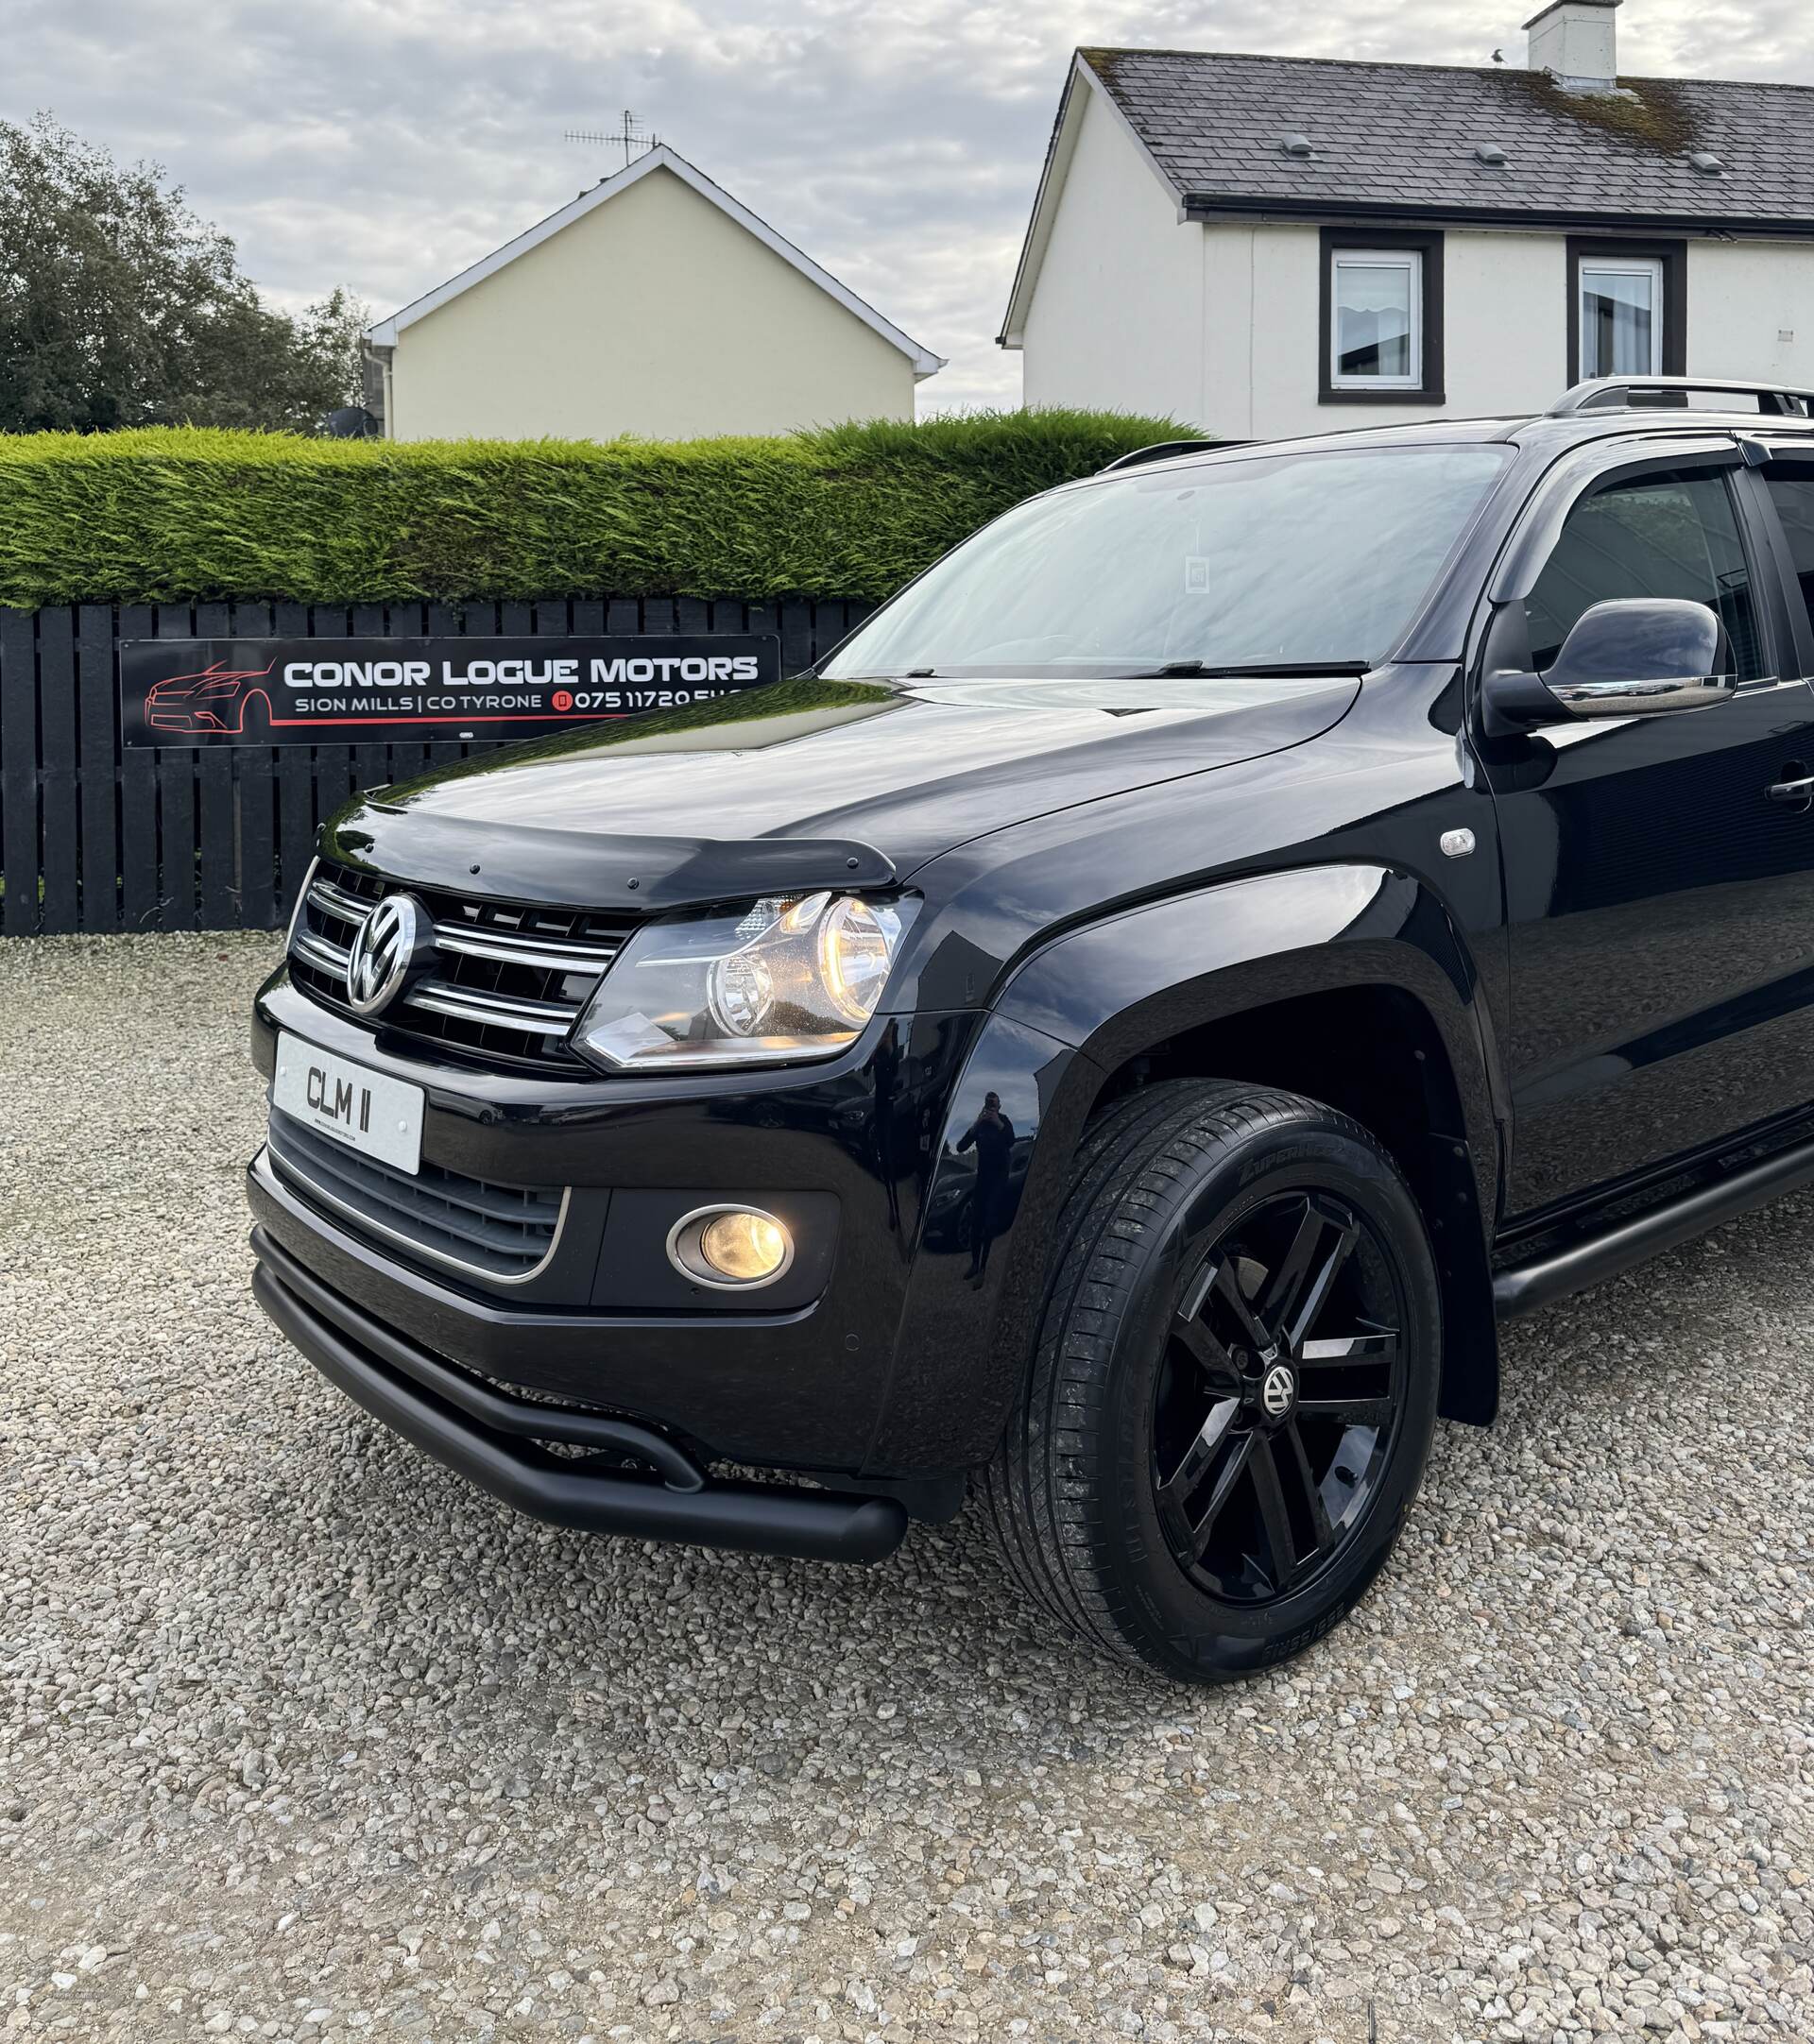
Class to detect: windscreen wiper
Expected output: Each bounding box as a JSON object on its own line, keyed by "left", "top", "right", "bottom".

{"left": 1141, "top": 658, "right": 1373, "bottom": 678}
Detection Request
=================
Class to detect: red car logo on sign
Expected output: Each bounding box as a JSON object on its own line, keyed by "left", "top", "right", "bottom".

{"left": 144, "top": 659, "right": 279, "bottom": 736}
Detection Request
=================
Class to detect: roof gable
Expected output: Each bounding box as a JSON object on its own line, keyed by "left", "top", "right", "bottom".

{"left": 367, "top": 145, "right": 944, "bottom": 379}
{"left": 999, "top": 56, "right": 1186, "bottom": 347}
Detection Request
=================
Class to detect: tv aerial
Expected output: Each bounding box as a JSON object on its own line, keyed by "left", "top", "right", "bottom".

{"left": 564, "top": 110, "right": 660, "bottom": 172}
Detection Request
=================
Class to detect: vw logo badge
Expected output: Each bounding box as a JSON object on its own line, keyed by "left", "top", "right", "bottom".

{"left": 1259, "top": 1363, "right": 1295, "bottom": 1420}
{"left": 345, "top": 894, "right": 431, "bottom": 1016}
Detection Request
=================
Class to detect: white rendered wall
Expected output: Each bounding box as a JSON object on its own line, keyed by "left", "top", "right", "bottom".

{"left": 1527, "top": 4, "right": 1619, "bottom": 83}
{"left": 1018, "top": 88, "right": 1206, "bottom": 426}
{"left": 387, "top": 164, "right": 916, "bottom": 441}
{"left": 1225, "top": 225, "right": 1569, "bottom": 441}
{"left": 1686, "top": 241, "right": 1814, "bottom": 389}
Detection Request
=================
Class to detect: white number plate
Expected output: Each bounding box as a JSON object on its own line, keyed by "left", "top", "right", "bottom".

{"left": 272, "top": 1032, "right": 425, "bottom": 1174}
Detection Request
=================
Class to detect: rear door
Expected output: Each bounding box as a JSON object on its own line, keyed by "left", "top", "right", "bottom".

{"left": 1479, "top": 442, "right": 1814, "bottom": 1218}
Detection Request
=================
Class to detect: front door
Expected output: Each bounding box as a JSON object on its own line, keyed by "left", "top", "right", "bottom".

{"left": 1480, "top": 451, "right": 1814, "bottom": 1218}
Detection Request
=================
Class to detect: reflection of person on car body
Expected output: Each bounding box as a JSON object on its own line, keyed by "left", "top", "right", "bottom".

{"left": 873, "top": 1021, "right": 903, "bottom": 1233}
{"left": 956, "top": 1091, "right": 1015, "bottom": 1281}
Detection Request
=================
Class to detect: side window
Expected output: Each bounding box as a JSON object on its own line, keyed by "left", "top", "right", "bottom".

{"left": 1524, "top": 469, "right": 1766, "bottom": 681}
{"left": 1763, "top": 466, "right": 1814, "bottom": 664}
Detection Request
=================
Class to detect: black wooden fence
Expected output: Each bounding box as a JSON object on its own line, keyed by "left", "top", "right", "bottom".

{"left": 0, "top": 596, "right": 870, "bottom": 937}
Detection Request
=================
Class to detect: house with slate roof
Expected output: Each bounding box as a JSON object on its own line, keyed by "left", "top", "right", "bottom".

{"left": 1000, "top": 1, "right": 1814, "bottom": 438}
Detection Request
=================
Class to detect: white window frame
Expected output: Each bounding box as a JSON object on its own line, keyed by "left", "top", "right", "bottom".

{"left": 1329, "top": 249, "right": 1424, "bottom": 392}
{"left": 1578, "top": 256, "right": 1665, "bottom": 380}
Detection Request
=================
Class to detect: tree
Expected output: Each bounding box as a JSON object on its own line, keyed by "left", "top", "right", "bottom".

{"left": 163, "top": 283, "right": 372, "bottom": 434}
{"left": 0, "top": 114, "right": 368, "bottom": 434}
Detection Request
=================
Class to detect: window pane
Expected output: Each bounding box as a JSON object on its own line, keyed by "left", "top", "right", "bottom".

{"left": 1764, "top": 468, "right": 1814, "bottom": 661}
{"left": 1525, "top": 471, "right": 1763, "bottom": 679}
{"left": 821, "top": 444, "right": 1510, "bottom": 678}
{"left": 1335, "top": 259, "right": 1416, "bottom": 380}
{"left": 1581, "top": 266, "right": 1657, "bottom": 377}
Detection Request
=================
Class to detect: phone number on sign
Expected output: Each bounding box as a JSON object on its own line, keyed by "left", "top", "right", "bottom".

{"left": 550, "top": 686, "right": 748, "bottom": 712}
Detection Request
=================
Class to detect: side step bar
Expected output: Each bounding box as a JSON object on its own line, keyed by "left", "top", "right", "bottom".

{"left": 1494, "top": 1134, "right": 1814, "bottom": 1320}
{"left": 251, "top": 1235, "right": 907, "bottom": 1565}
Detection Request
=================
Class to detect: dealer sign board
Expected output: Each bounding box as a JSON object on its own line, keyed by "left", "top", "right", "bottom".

{"left": 119, "top": 634, "right": 783, "bottom": 747}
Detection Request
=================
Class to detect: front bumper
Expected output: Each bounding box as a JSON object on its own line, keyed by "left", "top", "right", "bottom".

{"left": 251, "top": 1228, "right": 908, "bottom": 1563}
{"left": 250, "top": 973, "right": 983, "bottom": 1475}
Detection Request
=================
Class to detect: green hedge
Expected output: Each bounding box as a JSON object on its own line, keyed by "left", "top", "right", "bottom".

{"left": 0, "top": 409, "right": 1199, "bottom": 609}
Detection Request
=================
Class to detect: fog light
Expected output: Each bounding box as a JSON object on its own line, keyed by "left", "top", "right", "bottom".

{"left": 667, "top": 1205, "right": 795, "bottom": 1289}
{"left": 702, "top": 1210, "right": 788, "bottom": 1280}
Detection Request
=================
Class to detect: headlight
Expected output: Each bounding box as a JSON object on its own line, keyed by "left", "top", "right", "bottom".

{"left": 571, "top": 891, "right": 917, "bottom": 1072}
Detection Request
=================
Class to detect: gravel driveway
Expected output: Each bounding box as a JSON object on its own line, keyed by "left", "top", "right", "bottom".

{"left": 3, "top": 934, "right": 1810, "bottom": 2044}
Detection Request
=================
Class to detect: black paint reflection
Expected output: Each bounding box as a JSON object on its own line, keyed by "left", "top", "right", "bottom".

{"left": 923, "top": 1057, "right": 1041, "bottom": 1269}
{"left": 1483, "top": 683, "right": 1814, "bottom": 1211}
{"left": 870, "top": 1014, "right": 1074, "bottom": 1471}
{"left": 955, "top": 1091, "right": 1018, "bottom": 1279}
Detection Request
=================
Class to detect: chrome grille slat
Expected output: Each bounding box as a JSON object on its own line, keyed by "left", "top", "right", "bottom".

{"left": 402, "top": 981, "right": 580, "bottom": 1037}
{"left": 433, "top": 927, "right": 622, "bottom": 974}
{"left": 309, "top": 876, "right": 375, "bottom": 923}
{"left": 293, "top": 928, "right": 352, "bottom": 975}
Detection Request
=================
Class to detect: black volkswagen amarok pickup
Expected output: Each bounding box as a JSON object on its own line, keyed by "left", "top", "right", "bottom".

{"left": 250, "top": 375, "right": 1814, "bottom": 1684}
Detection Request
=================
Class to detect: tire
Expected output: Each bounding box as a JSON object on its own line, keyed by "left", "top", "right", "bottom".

{"left": 982, "top": 1080, "right": 1442, "bottom": 1683}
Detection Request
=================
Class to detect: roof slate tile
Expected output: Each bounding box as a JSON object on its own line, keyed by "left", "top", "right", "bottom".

{"left": 1082, "top": 47, "right": 1814, "bottom": 227}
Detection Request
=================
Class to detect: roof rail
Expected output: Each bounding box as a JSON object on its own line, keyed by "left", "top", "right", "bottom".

{"left": 1549, "top": 376, "right": 1814, "bottom": 419}
{"left": 1100, "top": 438, "right": 1225, "bottom": 473}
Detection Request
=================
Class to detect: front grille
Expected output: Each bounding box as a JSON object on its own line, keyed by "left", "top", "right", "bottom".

{"left": 289, "top": 860, "right": 637, "bottom": 1070}
{"left": 267, "top": 1110, "right": 567, "bottom": 1280}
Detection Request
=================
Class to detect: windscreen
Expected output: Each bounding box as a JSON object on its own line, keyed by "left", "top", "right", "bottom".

{"left": 823, "top": 443, "right": 1511, "bottom": 679}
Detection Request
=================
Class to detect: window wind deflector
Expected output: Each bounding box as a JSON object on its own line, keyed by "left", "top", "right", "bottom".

{"left": 1134, "top": 658, "right": 1372, "bottom": 679}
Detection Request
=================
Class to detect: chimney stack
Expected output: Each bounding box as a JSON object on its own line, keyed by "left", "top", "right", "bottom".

{"left": 1525, "top": 0, "right": 1620, "bottom": 91}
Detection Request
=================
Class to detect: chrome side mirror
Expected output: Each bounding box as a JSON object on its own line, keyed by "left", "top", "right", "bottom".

{"left": 1543, "top": 598, "right": 1735, "bottom": 719}
{"left": 1481, "top": 597, "right": 1737, "bottom": 733}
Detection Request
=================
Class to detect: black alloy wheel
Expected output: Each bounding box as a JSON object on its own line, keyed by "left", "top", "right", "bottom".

{"left": 1153, "top": 1189, "right": 1407, "bottom": 1607}
{"left": 984, "top": 1080, "right": 1442, "bottom": 1682}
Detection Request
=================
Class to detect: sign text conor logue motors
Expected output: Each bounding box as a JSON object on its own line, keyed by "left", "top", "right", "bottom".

{"left": 119, "top": 635, "right": 784, "bottom": 747}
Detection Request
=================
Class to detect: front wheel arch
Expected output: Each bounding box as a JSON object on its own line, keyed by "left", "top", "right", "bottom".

{"left": 1070, "top": 983, "right": 1498, "bottom": 1428}
{"left": 872, "top": 876, "right": 1504, "bottom": 1476}
{"left": 988, "top": 868, "right": 1503, "bottom": 1430}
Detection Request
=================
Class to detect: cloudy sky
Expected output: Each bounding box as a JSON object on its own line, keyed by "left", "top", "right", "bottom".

{"left": 8, "top": 0, "right": 1808, "bottom": 412}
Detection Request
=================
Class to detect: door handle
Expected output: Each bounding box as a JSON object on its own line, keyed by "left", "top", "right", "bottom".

{"left": 1768, "top": 774, "right": 1814, "bottom": 806}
